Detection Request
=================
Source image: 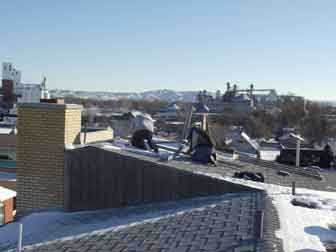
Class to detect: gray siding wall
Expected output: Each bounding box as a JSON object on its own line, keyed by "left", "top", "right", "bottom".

{"left": 64, "top": 146, "right": 258, "bottom": 211}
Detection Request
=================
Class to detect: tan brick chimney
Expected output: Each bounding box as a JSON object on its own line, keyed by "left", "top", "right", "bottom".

{"left": 16, "top": 103, "right": 82, "bottom": 211}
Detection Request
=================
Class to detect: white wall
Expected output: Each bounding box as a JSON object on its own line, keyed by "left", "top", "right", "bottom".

{"left": 2, "top": 62, "right": 44, "bottom": 103}
{"left": 17, "top": 84, "right": 42, "bottom": 103}
{"left": 13, "top": 70, "right": 21, "bottom": 90}
{"left": 2, "top": 62, "right": 13, "bottom": 80}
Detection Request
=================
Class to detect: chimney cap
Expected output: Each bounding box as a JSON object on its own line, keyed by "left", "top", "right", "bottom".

{"left": 18, "top": 102, "right": 82, "bottom": 110}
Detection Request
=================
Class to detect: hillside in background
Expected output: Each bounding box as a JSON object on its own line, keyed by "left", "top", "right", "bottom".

{"left": 50, "top": 89, "right": 202, "bottom": 103}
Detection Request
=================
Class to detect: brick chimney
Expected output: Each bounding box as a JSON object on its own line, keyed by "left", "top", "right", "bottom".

{"left": 16, "top": 103, "right": 82, "bottom": 211}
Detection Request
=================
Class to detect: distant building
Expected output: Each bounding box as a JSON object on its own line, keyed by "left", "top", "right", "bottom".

{"left": 1, "top": 62, "right": 50, "bottom": 108}
{"left": 254, "top": 89, "right": 279, "bottom": 109}
{"left": 197, "top": 84, "right": 306, "bottom": 115}
{"left": 279, "top": 94, "right": 306, "bottom": 112}
{"left": 197, "top": 85, "right": 255, "bottom": 114}
{"left": 16, "top": 84, "right": 42, "bottom": 103}
{"left": 2, "top": 62, "right": 21, "bottom": 92}
{"left": 197, "top": 90, "right": 214, "bottom": 107}
{"left": 230, "top": 93, "right": 254, "bottom": 113}
{"left": 155, "top": 103, "right": 182, "bottom": 120}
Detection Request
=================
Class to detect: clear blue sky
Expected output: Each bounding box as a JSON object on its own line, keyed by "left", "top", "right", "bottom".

{"left": 1, "top": 1, "right": 335, "bottom": 100}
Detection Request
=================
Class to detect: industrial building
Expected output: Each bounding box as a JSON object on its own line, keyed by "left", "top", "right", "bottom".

{"left": 196, "top": 83, "right": 306, "bottom": 114}
{"left": 0, "top": 62, "right": 50, "bottom": 110}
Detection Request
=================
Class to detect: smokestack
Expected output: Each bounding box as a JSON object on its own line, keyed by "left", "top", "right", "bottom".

{"left": 250, "top": 83, "right": 254, "bottom": 96}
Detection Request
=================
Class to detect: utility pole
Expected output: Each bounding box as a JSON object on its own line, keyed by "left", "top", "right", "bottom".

{"left": 296, "top": 138, "right": 300, "bottom": 168}
{"left": 290, "top": 133, "right": 304, "bottom": 168}
{"left": 18, "top": 223, "right": 23, "bottom": 252}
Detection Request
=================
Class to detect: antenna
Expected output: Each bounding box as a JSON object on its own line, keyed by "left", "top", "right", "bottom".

{"left": 41, "top": 76, "right": 46, "bottom": 91}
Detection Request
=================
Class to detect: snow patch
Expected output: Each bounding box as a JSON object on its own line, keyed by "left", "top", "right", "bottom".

{"left": 0, "top": 186, "right": 16, "bottom": 201}
{"left": 273, "top": 194, "right": 336, "bottom": 252}
{"left": 193, "top": 171, "right": 336, "bottom": 252}
{"left": 0, "top": 194, "right": 243, "bottom": 251}
{"left": 292, "top": 194, "right": 336, "bottom": 210}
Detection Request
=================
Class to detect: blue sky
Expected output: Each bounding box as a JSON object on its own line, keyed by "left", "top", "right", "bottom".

{"left": 1, "top": 1, "right": 335, "bottom": 100}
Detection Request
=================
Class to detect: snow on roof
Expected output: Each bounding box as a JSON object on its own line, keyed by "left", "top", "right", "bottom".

{"left": 0, "top": 127, "right": 13, "bottom": 134}
{"left": 39, "top": 137, "right": 336, "bottom": 251}
{"left": 195, "top": 172, "right": 336, "bottom": 252}
{"left": 166, "top": 121, "right": 184, "bottom": 125}
{"left": 0, "top": 193, "right": 255, "bottom": 250}
{"left": 0, "top": 186, "right": 16, "bottom": 201}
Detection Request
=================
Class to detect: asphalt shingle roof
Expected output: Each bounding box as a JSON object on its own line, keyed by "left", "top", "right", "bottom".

{"left": 20, "top": 192, "right": 282, "bottom": 252}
